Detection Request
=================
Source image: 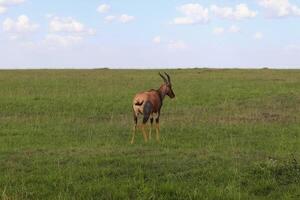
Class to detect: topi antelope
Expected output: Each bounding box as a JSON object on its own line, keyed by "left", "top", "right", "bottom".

{"left": 131, "top": 72, "right": 175, "bottom": 144}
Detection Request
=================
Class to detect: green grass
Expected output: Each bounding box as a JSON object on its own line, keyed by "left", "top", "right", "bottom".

{"left": 0, "top": 69, "right": 300, "bottom": 199}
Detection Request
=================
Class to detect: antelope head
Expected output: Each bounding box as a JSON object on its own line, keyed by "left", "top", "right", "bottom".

{"left": 159, "top": 72, "right": 175, "bottom": 99}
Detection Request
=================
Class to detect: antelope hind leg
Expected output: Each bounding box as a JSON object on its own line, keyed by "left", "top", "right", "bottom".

{"left": 131, "top": 125, "right": 137, "bottom": 144}
{"left": 142, "top": 101, "right": 152, "bottom": 143}
{"left": 141, "top": 124, "right": 148, "bottom": 142}
{"left": 149, "top": 118, "right": 154, "bottom": 140}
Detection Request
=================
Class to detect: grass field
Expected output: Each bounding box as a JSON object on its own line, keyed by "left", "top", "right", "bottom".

{"left": 0, "top": 69, "right": 300, "bottom": 199}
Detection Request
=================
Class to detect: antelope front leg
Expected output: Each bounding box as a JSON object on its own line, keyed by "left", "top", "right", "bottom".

{"left": 155, "top": 117, "right": 160, "bottom": 142}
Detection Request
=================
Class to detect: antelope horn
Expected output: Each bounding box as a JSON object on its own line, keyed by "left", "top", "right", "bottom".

{"left": 164, "top": 72, "right": 171, "bottom": 83}
{"left": 159, "top": 73, "right": 168, "bottom": 83}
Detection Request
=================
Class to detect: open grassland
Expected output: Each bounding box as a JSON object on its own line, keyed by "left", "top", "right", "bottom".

{"left": 0, "top": 69, "right": 300, "bottom": 200}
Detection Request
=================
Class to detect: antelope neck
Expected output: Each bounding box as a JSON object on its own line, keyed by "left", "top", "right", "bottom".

{"left": 157, "top": 85, "right": 166, "bottom": 101}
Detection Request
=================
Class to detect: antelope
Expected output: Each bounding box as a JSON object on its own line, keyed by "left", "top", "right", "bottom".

{"left": 131, "top": 72, "right": 175, "bottom": 144}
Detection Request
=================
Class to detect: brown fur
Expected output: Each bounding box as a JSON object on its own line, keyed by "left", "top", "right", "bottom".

{"left": 131, "top": 73, "right": 175, "bottom": 144}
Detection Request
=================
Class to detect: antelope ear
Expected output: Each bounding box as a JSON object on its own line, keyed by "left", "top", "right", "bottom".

{"left": 164, "top": 72, "right": 171, "bottom": 83}
{"left": 159, "top": 72, "right": 168, "bottom": 83}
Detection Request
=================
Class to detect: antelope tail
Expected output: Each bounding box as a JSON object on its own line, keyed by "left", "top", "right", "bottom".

{"left": 134, "top": 100, "right": 144, "bottom": 106}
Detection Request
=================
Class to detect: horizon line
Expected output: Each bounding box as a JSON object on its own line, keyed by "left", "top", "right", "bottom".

{"left": 0, "top": 66, "right": 300, "bottom": 70}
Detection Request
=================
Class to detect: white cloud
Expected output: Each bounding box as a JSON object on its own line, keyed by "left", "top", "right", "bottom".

{"left": 153, "top": 36, "right": 161, "bottom": 44}
{"left": 172, "top": 3, "right": 209, "bottom": 25}
{"left": 104, "top": 14, "right": 135, "bottom": 23}
{"left": 104, "top": 15, "right": 116, "bottom": 23}
{"left": 97, "top": 4, "right": 135, "bottom": 24}
{"left": 168, "top": 40, "right": 187, "bottom": 50}
{"left": 254, "top": 32, "right": 263, "bottom": 40}
{"left": 210, "top": 4, "right": 257, "bottom": 20}
{"left": 45, "top": 13, "right": 55, "bottom": 19}
{"left": 153, "top": 37, "right": 186, "bottom": 50}
{"left": 0, "top": 0, "right": 25, "bottom": 6}
{"left": 258, "top": 0, "right": 300, "bottom": 17}
{"left": 42, "top": 16, "right": 96, "bottom": 48}
{"left": 0, "top": 6, "right": 7, "bottom": 14}
{"left": 213, "top": 27, "right": 225, "bottom": 35}
{"left": 228, "top": 25, "right": 240, "bottom": 33}
{"left": 97, "top": 4, "right": 110, "bottom": 13}
{"left": 3, "top": 15, "right": 38, "bottom": 33}
{"left": 0, "top": 0, "right": 25, "bottom": 14}
{"left": 44, "top": 34, "right": 83, "bottom": 47}
{"left": 119, "top": 14, "right": 135, "bottom": 23}
{"left": 212, "top": 25, "right": 240, "bottom": 35}
{"left": 49, "top": 16, "right": 95, "bottom": 35}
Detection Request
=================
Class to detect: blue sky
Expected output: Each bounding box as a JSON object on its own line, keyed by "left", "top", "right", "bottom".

{"left": 0, "top": 0, "right": 300, "bottom": 68}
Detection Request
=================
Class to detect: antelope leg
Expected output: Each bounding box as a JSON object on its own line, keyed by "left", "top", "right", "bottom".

{"left": 149, "top": 118, "right": 154, "bottom": 140}
{"left": 131, "top": 124, "right": 137, "bottom": 144}
{"left": 141, "top": 124, "right": 148, "bottom": 142}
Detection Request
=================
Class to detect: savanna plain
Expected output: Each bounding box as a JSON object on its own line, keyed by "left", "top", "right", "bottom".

{"left": 0, "top": 69, "right": 300, "bottom": 200}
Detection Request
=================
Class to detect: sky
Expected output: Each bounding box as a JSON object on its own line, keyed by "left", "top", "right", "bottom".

{"left": 0, "top": 0, "right": 300, "bottom": 69}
